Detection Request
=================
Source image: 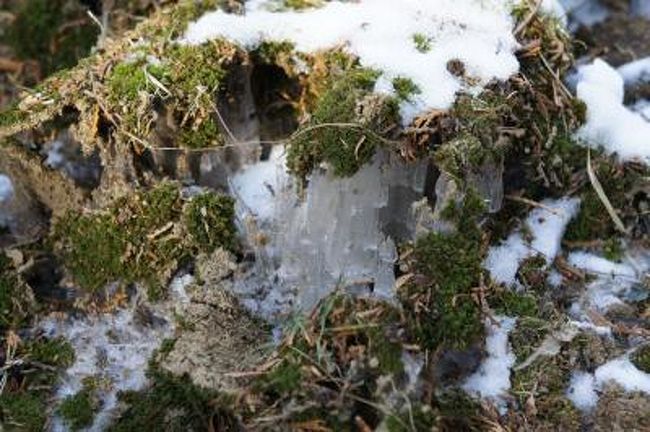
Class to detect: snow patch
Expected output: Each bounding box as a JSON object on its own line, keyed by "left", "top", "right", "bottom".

{"left": 595, "top": 357, "right": 650, "bottom": 395}
{"left": 182, "top": 0, "right": 519, "bottom": 124}
{"left": 618, "top": 57, "right": 650, "bottom": 85}
{"left": 567, "top": 371, "right": 598, "bottom": 411}
{"left": 576, "top": 59, "right": 650, "bottom": 163}
{"left": 485, "top": 197, "right": 580, "bottom": 286}
{"left": 0, "top": 174, "right": 14, "bottom": 204}
{"left": 463, "top": 316, "right": 516, "bottom": 412}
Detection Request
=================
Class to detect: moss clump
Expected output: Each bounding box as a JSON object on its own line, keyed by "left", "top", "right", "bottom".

{"left": 392, "top": 76, "right": 421, "bottom": 102}
{"left": 109, "top": 368, "right": 235, "bottom": 432}
{"left": 0, "top": 103, "right": 30, "bottom": 129}
{"left": 185, "top": 192, "right": 237, "bottom": 253}
{"left": 412, "top": 33, "right": 432, "bottom": 53}
{"left": 0, "top": 336, "right": 76, "bottom": 431}
{"left": 59, "top": 379, "right": 100, "bottom": 431}
{"left": 167, "top": 42, "right": 227, "bottom": 97}
{"left": 0, "top": 393, "right": 47, "bottom": 432}
{"left": 287, "top": 67, "right": 400, "bottom": 181}
{"left": 27, "top": 336, "right": 76, "bottom": 368}
{"left": 108, "top": 60, "right": 169, "bottom": 104}
{"left": 247, "top": 293, "right": 407, "bottom": 429}
{"left": 489, "top": 289, "right": 538, "bottom": 317}
{"left": 51, "top": 183, "right": 236, "bottom": 299}
{"left": 177, "top": 117, "right": 224, "bottom": 149}
{"left": 400, "top": 192, "right": 486, "bottom": 350}
{"left": 632, "top": 345, "right": 650, "bottom": 373}
{"left": 2, "top": 0, "right": 99, "bottom": 76}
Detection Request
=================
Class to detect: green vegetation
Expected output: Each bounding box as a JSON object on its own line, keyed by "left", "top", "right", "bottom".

{"left": 632, "top": 345, "right": 650, "bottom": 373}
{"left": 2, "top": 0, "right": 99, "bottom": 76}
{"left": 401, "top": 192, "right": 486, "bottom": 350}
{"left": 59, "top": 378, "right": 101, "bottom": 431}
{"left": 392, "top": 76, "right": 421, "bottom": 101}
{"left": 109, "top": 368, "right": 234, "bottom": 431}
{"left": 412, "top": 33, "right": 432, "bottom": 53}
{"left": 185, "top": 192, "right": 237, "bottom": 253}
{"left": 0, "top": 337, "right": 75, "bottom": 431}
{"left": 287, "top": 67, "right": 400, "bottom": 181}
{"left": 51, "top": 183, "right": 237, "bottom": 299}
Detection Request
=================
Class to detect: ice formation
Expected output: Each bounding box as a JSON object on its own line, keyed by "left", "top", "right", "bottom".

{"left": 231, "top": 147, "right": 427, "bottom": 316}
{"left": 485, "top": 197, "right": 580, "bottom": 286}
{"left": 575, "top": 59, "right": 650, "bottom": 163}
{"left": 182, "top": 0, "right": 520, "bottom": 124}
{"left": 463, "top": 316, "right": 516, "bottom": 412}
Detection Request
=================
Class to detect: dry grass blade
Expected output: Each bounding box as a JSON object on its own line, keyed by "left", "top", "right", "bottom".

{"left": 586, "top": 149, "right": 629, "bottom": 235}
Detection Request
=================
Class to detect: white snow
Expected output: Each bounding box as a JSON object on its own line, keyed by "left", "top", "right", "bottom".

{"left": 541, "top": 0, "right": 568, "bottom": 25}
{"left": 618, "top": 57, "right": 650, "bottom": 85}
{"left": 463, "top": 316, "right": 516, "bottom": 412}
{"left": 42, "top": 308, "right": 173, "bottom": 431}
{"left": 567, "top": 250, "right": 647, "bottom": 312}
{"left": 0, "top": 174, "right": 14, "bottom": 203}
{"left": 575, "top": 59, "right": 650, "bottom": 163}
{"left": 567, "top": 355, "right": 650, "bottom": 412}
{"left": 595, "top": 357, "right": 650, "bottom": 395}
{"left": 485, "top": 197, "right": 580, "bottom": 286}
{"left": 182, "top": 0, "right": 520, "bottom": 124}
{"left": 567, "top": 371, "right": 598, "bottom": 410}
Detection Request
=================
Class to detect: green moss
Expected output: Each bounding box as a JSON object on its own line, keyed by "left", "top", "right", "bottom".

{"left": 489, "top": 289, "right": 538, "bottom": 317}
{"left": 0, "top": 103, "right": 29, "bottom": 129}
{"left": 252, "top": 40, "right": 296, "bottom": 64}
{"left": 27, "top": 336, "right": 76, "bottom": 368}
{"left": 412, "top": 33, "right": 432, "bottom": 53}
{"left": 281, "top": 0, "right": 323, "bottom": 10}
{"left": 401, "top": 193, "right": 486, "bottom": 350}
{"left": 287, "top": 67, "right": 400, "bottom": 180}
{"left": 109, "top": 368, "right": 233, "bottom": 432}
{"left": 59, "top": 379, "right": 100, "bottom": 431}
{"left": 632, "top": 345, "right": 650, "bottom": 373}
{"left": 368, "top": 328, "right": 404, "bottom": 375}
{"left": 168, "top": 42, "right": 227, "bottom": 96}
{"left": 3, "top": 0, "right": 99, "bottom": 75}
{"left": 259, "top": 358, "right": 303, "bottom": 395}
{"left": 509, "top": 317, "right": 549, "bottom": 362}
{"left": 0, "top": 392, "right": 47, "bottom": 432}
{"left": 392, "top": 76, "right": 421, "bottom": 102}
{"left": 52, "top": 184, "right": 236, "bottom": 299}
{"left": 108, "top": 60, "right": 170, "bottom": 103}
{"left": 185, "top": 192, "right": 237, "bottom": 253}
{"left": 434, "top": 132, "right": 492, "bottom": 181}
{"left": 603, "top": 237, "right": 624, "bottom": 262}
{"left": 178, "top": 117, "right": 224, "bottom": 149}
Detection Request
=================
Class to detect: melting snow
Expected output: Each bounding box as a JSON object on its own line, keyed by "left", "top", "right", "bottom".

{"left": 463, "top": 316, "right": 516, "bottom": 412}
{"left": 485, "top": 197, "right": 580, "bottom": 286}
{"left": 182, "top": 0, "right": 519, "bottom": 124}
{"left": 575, "top": 59, "right": 650, "bottom": 163}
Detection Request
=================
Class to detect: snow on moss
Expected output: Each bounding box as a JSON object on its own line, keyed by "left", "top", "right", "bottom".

{"left": 485, "top": 197, "right": 580, "bottom": 286}
{"left": 182, "top": 0, "right": 519, "bottom": 124}
{"left": 576, "top": 59, "right": 650, "bottom": 163}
